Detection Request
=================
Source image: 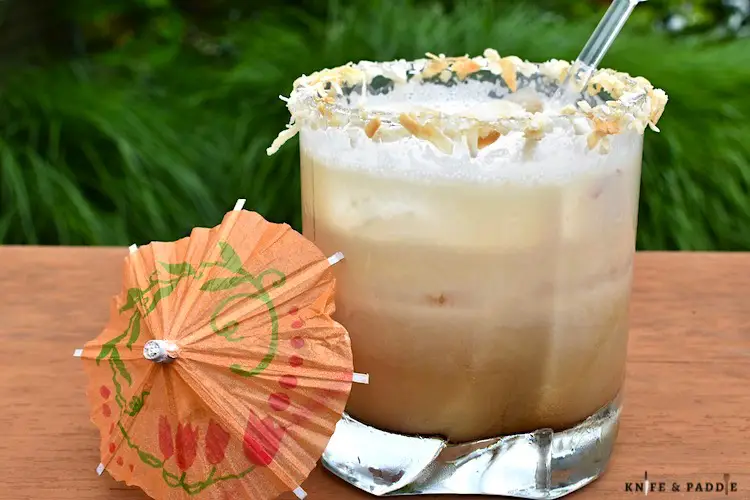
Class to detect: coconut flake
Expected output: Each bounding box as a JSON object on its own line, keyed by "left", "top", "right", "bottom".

{"left": 269, "top": 48, "right": 668, "bottom": 158}
{"left": 267, "top": 122, "right": 301, "bottom": 156}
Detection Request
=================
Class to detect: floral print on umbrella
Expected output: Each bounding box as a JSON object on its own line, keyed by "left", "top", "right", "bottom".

{"left": 206, "top": 420, "right": 231, "bottom": 465}
{"left": 81, "top": 207, "right": 354, "bottom": 500}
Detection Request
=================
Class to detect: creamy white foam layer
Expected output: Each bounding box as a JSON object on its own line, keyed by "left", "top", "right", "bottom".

{"left": 366, "top": 99, "right": 529, "bottom": 121}
{"left": 359, "top": 79, "right": 544, "bottom": 120}
{"left": 300, "top": 125, "right": 641, "bottom": 185}
{"left": 302, "top": 83, "right": 644, "bottom": 184}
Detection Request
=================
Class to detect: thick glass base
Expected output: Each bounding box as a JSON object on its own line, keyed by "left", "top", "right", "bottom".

{"left": 322, "top": 392, "right": 622, "bottom": 499}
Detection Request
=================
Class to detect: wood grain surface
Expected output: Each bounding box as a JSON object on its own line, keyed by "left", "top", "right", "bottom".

{"left": 0, "top": 247, "right": 748, "bottom": 500}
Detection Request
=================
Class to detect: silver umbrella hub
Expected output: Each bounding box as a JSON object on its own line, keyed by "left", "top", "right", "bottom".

{"left": 143, "top": 340, "right": 179, "bottom": 363}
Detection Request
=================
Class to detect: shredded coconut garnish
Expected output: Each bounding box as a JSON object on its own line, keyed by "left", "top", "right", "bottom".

{"left": 364, "top": 117, "right": 381, "bottom": 139}
{"left": 267, "top": 122, "right": 300, "bottom": 156}
{"left": 268, "top": 49, "right": 668, "bottom": 156}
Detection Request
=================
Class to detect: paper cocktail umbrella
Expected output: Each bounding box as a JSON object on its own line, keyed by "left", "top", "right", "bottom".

{"left": 77, "top": 200, "right": 362, "bottom": 500}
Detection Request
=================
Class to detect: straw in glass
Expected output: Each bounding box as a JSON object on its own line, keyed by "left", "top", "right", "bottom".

{"left": 553, "top": 0, "right": 646, "bottom": 104}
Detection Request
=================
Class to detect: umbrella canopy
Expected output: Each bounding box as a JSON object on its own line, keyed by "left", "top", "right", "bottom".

{"left": 78, "top": 201, "right": 354, "bottom": 499}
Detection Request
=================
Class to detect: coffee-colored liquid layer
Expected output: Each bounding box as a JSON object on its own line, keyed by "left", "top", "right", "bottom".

{"left": 301, "top": 145, "right": 640, "bottom": 443}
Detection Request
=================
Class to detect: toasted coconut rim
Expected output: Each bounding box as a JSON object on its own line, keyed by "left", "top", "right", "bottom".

{"left": 268, "top": 49, "right": 668, "bottom": 156}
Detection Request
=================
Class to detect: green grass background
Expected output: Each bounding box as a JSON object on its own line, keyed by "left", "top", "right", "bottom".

{"left": 1, "top": 0, "right": 749, "bottom": 249}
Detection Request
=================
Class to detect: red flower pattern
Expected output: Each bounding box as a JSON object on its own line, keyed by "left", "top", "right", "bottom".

{"left": 175, "top": 423, "right": 199, "bottom": 471}
{"left": 205, "top": 419, "right": 231, "bottom": 465}
{"left": 158, "top": 416, "right": 174, "bottom": 460}
{"left": 156, "top": 414, "right": 287, "bottom": 472}
{"left": 243, "top": 410, "right": 286, "bottom": 466}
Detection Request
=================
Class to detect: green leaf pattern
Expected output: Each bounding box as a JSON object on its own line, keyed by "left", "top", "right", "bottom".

{"left": 218, "top": 241, "right": 245, "bottom": 273}
{"left": 125, "top": 311, "right": 142, "bottom": 350}
{"left": 94, "top": 241, "right": 283, "bottom": 494}
{"left": 111, "top": 355, "right": 132, "bottom": 385}
{"left": 158, "top": 261, "right": 197, "bottom": 277}
{"left": 200, "top": 276, "right": 251, "bottom": 292}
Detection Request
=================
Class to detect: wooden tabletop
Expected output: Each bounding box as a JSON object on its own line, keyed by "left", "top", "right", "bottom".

{"left": 1, "top": 247, "right": 748, "bottom": 500}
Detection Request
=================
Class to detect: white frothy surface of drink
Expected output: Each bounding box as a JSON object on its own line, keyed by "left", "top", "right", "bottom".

{"left": 300, "top": 79, "right": 643, "bottom": 185}
{"left": 365, "top": 94, "right": 531, "bottom": 121}
{"left": 302, "top": 126, "right": 638, "bottom": 185}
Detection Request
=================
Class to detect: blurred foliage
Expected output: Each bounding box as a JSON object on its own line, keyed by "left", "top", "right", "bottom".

{"left": 0, "top": 0, "right": 749, "bottom": 249}
{"left": 540, "top": 0, "right": 750, "bottom": 38}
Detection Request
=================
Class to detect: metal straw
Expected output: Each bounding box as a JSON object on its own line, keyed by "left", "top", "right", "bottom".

{"left": 553, "top": 0, "right": 646, "bottom": 103}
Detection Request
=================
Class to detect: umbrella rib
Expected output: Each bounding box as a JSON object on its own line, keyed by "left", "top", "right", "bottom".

{"left": 102, "top": 362, "right": 158, "bottom": 472}
{"left": 127, "top": 247, "right": 167, "bottom": 343}
{"left": 180, "top": 257, "right": 331, "bottom": 349}
{"left": 179, "top": 348, "right": 350, "bottom": 378}
{"left": 170, "top": 355, "right": 353, "bottom": 438}
{"left": 170, "top": 362, "right": 251, "bottom": 445}
{"left": 170, "top": 362, "right": 301, "bottom": 491}
{"left": 167, "top": 208, "right": 245, "bottom": 339}
{"left": 242, "top": 220, "right": 292, "bottom": 264}
{"left": 187, "top": 315, "right": 341, "bottom": 353}
{"left": 179, "top": 291, "right": 270, "bottom": 347}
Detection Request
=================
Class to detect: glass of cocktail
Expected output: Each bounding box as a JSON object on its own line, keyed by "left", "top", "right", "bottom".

{"left": 269, "top": 49, "right": 667, "bottom": 498}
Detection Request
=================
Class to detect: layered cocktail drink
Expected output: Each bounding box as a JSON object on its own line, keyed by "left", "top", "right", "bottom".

{"left": 270, "top": 49, "right": 667, "bottom": 498}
